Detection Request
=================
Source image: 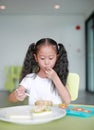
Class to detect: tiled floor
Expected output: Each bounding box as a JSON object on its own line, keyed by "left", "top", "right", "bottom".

{"left": 0, "top": 90, "right": 94, "bottom": 108}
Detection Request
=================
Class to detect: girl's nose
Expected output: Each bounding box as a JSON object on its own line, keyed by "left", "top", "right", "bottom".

{"left": 45, "top": 59, "right": 49, "bottom": 65}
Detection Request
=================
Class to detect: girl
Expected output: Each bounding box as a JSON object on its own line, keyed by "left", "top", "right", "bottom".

{"left": 9, "top": 38, "right": 71, "bottom": 105}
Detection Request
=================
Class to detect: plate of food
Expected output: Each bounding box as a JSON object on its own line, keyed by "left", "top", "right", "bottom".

{"left": 0, "top": 101, "right": 66, "bottom": 124}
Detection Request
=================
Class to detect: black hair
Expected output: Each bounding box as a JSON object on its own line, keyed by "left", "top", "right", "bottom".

{"left": 19, "top": 38, "right": 69, "bottom": 87}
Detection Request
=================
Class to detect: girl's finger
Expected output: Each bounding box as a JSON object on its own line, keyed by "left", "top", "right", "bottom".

{"left": 45, "top": 70, "right": 48, "bottom": 74}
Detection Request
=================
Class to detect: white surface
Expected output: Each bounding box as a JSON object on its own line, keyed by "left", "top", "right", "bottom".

{"left": 0, "top": 105, "right": 66, "bottom": 124}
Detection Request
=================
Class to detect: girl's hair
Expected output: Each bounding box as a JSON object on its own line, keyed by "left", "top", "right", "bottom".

{"left": 19, "top": 38, "right": 69, "bottom": 86}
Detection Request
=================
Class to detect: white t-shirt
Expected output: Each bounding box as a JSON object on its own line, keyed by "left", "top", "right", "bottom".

{"left": 19, "top": 73, "right": 62, "bottom": 105}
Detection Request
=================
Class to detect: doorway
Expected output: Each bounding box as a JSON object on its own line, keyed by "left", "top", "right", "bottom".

{"left": 85, "top": 11, "right": 94, "bottom": 92}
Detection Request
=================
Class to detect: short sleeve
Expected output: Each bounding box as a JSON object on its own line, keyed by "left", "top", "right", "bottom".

{"left": 19, "top": 77, "right": 31, "bottom": 90}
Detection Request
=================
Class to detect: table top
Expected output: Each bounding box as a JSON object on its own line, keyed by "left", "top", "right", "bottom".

{"left": 0, "top": 104, "right": 94, "bottom": 130}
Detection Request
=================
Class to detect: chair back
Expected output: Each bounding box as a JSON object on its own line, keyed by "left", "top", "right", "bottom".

{"left": 66, "top": 73, "right": 80, "bottom": 101}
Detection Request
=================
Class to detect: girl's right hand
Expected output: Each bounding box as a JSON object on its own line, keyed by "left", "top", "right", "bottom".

{"left": 15, "top": 86, "right": 26, "bottom": 101}
{"left": 45, "top": 67, "right": 57, "bottom": 80}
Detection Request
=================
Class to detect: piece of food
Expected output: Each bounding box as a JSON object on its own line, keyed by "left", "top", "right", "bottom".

{"left": 35, "top": 100, "right": 53, "bottom": 106}
{"left": 32, "top": 100, "right": 53, "bottom": 117}
{"left": 58, "top": 103, "right": 68, "bottom": 109}
{"left": 31, "top": 105, "right": 52, "bottom": 117}
{"left": 72, "top": 107, "right": 91, "bottom": 113}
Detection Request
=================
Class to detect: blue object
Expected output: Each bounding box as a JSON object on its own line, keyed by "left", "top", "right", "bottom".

{"left": 66, "top": 105, "right": 94, "bottom": 118}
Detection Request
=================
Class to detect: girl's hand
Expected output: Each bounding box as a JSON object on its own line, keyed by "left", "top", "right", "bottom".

{"left": 15, "top": 86, "right": 26, "bottom": 101}
{"left": 45, "top": 67, "right": 57, "bottom": 80}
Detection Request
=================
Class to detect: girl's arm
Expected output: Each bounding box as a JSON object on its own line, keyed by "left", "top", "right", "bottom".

{"left": 52, "top": 74, "right": 71, "bottom": 104}
{"left": 9, "top": 86, "right": 27, "bottom": 103}
{"left": 45, "top": 68, "right": 71, "bottom": 105}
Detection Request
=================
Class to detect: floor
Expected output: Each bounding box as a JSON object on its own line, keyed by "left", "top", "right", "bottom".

{"left": 72, "top": 90, "right": 94, "bottom": 105}
{"left": 0, "top": 90, "right": 94, "bottom": 108}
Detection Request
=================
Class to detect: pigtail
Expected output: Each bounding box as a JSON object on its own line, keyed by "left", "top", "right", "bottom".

{"left": 19, "top": 43, "right": 38, "bottom": 82}
{"left": 54, "top": 43, "right": 69, "bottom": 86}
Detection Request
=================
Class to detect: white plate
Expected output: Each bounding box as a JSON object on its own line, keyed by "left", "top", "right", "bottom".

{"left": 0, "top": 105, "right": 66, "bottom": 125}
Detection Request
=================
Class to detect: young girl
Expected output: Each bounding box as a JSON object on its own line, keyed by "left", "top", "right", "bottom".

{"left": 9, "top": 38, "right": 71, "bottom": 105}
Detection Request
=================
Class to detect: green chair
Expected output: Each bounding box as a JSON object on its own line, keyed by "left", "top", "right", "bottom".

{"left": 66, "top": 73, "right": 80, "bottom": 101}
{"left": 4, "top": 66, "right": 22, "bottom": 92}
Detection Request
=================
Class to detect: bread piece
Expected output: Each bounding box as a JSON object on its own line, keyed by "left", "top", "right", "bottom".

{"left": 35, "top": 100, "right": 53, "bottom": 106}
{"left": 31, "top": 105, "right": 52, "bottom": 117}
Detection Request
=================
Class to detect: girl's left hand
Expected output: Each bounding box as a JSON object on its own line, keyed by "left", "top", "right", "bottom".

{"left": 45, "top": 68, "right": 57, "bottom": 80}
{"left": 15, "top": 86, "right": 26, "bottom": 101}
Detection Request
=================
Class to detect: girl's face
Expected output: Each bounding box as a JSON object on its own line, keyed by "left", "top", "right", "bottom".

{"left": 34, "top": 45, "right": 57, "bottom": 73}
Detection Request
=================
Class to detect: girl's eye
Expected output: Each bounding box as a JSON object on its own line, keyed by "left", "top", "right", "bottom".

{"left": 49, "top": 57, "right": 53, "bottom": 60}
{"left": 40, "top": 57, "right": 45, "bottom": 60}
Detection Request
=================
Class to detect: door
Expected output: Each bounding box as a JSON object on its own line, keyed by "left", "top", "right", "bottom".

{"left": 85, "top": 12, "right": 94, "bottom": 92}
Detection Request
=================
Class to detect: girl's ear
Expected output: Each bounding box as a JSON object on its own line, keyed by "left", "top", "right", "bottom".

{"left": 34, "top": 54, "right": 38, "bottom": 62}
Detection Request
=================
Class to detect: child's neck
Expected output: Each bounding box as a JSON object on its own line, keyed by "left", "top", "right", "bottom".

{"left": 37, "top": 70, "right": 47, "bottom": 78}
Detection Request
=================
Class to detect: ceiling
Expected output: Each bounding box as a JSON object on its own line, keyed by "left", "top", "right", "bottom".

{"left": 0, "top": 0, "right": 94, "bottom": 15}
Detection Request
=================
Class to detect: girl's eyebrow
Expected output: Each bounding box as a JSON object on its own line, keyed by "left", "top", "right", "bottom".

{"left": 39, "top": 55, "right": 55, "bottom": 57}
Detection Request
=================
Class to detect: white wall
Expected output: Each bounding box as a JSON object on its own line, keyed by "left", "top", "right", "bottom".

{"left": 0, "top": 15, "right": 85, "bottom": 90}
